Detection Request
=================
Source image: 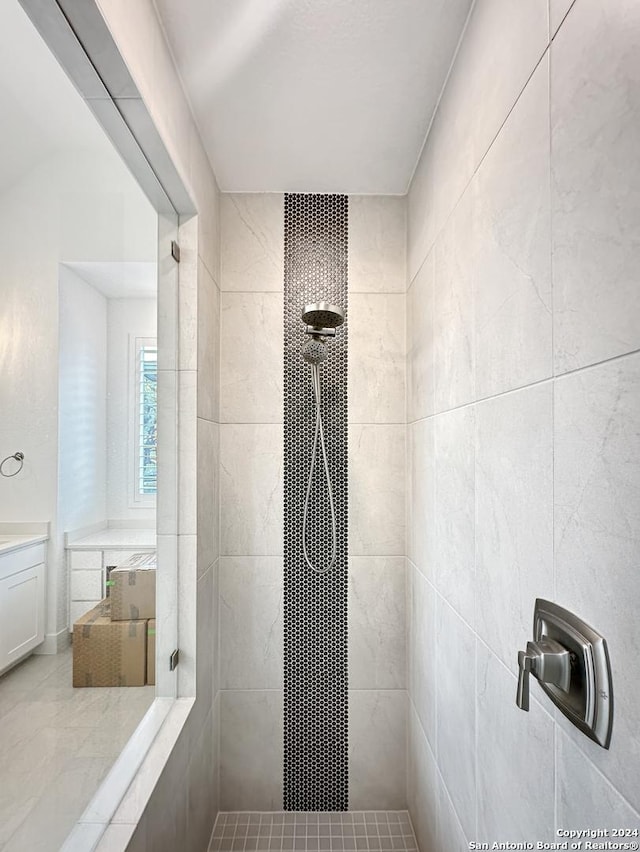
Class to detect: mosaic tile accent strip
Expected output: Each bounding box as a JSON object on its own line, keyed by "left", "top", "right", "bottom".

{"left": 210, "top": 812, "right": 418, "bottom": 852}
{"left": 283, "top": 194, "right": 349, "bottom": 810}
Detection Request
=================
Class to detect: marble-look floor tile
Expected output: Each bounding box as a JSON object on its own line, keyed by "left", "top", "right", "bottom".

{"left": 0, "top": 648, "right": 154, "bottom": 852}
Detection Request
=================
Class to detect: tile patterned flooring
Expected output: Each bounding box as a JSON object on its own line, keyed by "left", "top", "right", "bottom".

{"left": 0, "top": 647, "right": 154, "bottom": 852}
{"left": 210, "top": 812, "right": 419, "bottom": 852}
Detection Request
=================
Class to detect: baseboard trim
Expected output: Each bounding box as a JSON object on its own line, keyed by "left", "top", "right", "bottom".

{"left": 36, "top": 627, "right": 70, "bottom": 655}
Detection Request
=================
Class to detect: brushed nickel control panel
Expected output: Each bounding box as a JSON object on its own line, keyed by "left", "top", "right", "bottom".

{"left": 516, "top": 599, "right": 613, "bottom": 749}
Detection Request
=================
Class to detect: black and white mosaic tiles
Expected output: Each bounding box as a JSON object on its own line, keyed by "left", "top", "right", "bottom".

{"left": 209, "top": 812, "right": 419, "bottom": 852}
{"left": 283, "top": 194, "right": 349, "bottom": 810}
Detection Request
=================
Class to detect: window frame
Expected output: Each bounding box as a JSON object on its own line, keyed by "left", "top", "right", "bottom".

{"left": 129, "top": 334, "right": 158, "bottom": 508}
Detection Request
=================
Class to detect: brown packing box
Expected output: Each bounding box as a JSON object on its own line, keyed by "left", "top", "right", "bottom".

{"left": 147, "top": 619, "right": 156, "bottom": 686}
{"left": 73, "top": 601, "right": 147, "bottom": 687}
{"left": 109, "top": 553, "right": 156, "bottom": 621}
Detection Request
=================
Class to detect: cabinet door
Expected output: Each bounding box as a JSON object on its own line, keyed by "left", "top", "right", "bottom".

{"left": 0, "top": 562, "right": 45, "bottom": 672}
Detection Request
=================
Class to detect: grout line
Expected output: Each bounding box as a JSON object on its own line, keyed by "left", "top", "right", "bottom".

{"left": 407, "top": 345, "right": 640, "bottom": 428}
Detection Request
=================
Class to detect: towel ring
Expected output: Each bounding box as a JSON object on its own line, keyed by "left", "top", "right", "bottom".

{"left": 0, "top": 452, "right": 25, "bottom": 477}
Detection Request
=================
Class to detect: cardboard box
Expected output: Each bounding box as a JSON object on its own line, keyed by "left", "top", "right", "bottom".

{"left": 109, "top": 554, "right": 156, "bottom": 621}
{"left": 147, "top": 619, "right": 156, "bottom": 685}
{"left": 73, "top": 601, "right": 147, "bottom": 687}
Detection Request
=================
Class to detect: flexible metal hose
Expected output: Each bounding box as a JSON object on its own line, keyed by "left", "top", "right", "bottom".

{"left": 302, "top": 362, "right": 337, "bottom": 574}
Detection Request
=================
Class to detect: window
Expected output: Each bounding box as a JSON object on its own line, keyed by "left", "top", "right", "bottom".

{"left": 133, "top": 338, "right": 157, "bottom": 501}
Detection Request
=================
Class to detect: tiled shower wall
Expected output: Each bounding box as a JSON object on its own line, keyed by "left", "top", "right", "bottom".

{"left": 406, "top": 0, "right": 640, "bottom": 849}
{"left": 219, "top": 193, "right": 406, "bottom": 810}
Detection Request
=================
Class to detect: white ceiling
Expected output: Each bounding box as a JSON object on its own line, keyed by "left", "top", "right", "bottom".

{"left": 0, "top": 0, "right": 109, "bottom": 195}
{"left": 154, "top": 0, "right": 472, "bottom": 194}
{"left": 63, "top": 262, "right": 158, "bottom": 299}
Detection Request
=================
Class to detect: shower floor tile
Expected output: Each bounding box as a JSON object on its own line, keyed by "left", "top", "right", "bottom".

{"left": 210, "top": 811, "right": 419, "bottom": 852}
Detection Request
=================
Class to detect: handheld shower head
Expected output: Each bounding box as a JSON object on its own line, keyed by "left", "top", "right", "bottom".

{"left": 302, "top": 339, "right": 328, "bottom": 364}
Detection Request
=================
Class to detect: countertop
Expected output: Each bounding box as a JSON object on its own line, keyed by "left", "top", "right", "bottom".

{"left": 66, "top": 528, "right": 156, "bottom": 550}
{"left": 0, "top": 534, "right": 48, "bottom": 556}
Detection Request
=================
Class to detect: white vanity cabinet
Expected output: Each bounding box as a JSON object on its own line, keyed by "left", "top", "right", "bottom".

{"left": 0, "top": 542, "right": 46, "bottom": 674}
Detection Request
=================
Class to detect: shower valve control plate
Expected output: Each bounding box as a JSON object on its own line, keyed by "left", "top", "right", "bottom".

{"left": 517, "top": 599, "right": 613, "bottom": 749}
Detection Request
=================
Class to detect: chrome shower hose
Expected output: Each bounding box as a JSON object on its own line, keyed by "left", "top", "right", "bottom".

{"left": 302, "top": 362, "right": 337, "bottom": 574}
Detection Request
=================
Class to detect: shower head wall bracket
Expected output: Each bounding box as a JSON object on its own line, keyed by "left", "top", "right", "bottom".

{"left": 304, "top": 325, "right": 336, "bottom": 338}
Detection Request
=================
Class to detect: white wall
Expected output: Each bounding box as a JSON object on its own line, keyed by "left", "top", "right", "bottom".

{"left": 58, "top": 266, "right": 108, "bottom": 537}
{"left": 217, "top": 193, "right": 406, "bottom": 809}
{"left": 0, "top": 148, "right": 157, "bottom": 646}
{"left": 107, "top": 298, "right": 157, "bottom": 521}
{"left": 406, "top": 0, "right": 640, "bottom": 848}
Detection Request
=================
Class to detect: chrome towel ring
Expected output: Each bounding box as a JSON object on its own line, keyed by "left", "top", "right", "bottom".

{"left": 0, "top": 451, "right": 24, "bottom": 477}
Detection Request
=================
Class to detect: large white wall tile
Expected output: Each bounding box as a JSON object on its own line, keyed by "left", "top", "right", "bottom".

{"left": 349, "top": 557, "right": 406, "bottom": 689}
{"left": 552, "top": 0, "right": 640, "bottom": 373}
{"left": 221, "top": 194, "right": 284, "bottom": 292}
{"left": 197, "top": 418, "right": 217, "bottom": 576}
{"left": 434, "top": 186, "right": 475, "bottom": 412}
{"left": 476, "top": 646, "right": 555, "bottom": 843}
{"left": 186, "top": 707, "right": 215, "bottom": 852}
{"left": 219, "top": 557, "right": 283, "bottom": 689}
{"left": 349, "top": 424, "right": 405, "bottom": 556}
{"left": 197, "top": 258, "right": 220, "bottom": 422}
{"left": 408, "top": 418, "right": 435, "bottom": 581}
{"left": 475, "top": 384, "right": 553, "bottom": 667}
{"left": 194, "top": 566, "right": 214, "bottom": 732}
{"left": 418, "top": 0, "right": 549, "bottom": 255}
{"left": 349, "top": 690, "right": 406, "bottom": 809}
{"left": 436, "top": 782, "right": 469, "bottom": 852}
{"left": 474, "top": 58, "right": 552, "bottom": 399}
{"left": 554, "top": 354, "right": 640, "bottom": 810}
{"left": 407, "top": 253, "right": 435, "bottom": 423}
{"left": 407, "top": 703, "right": 437, "bottom": 852}
{"left": 409, "top": 565, "right": 437, "bottom": 749}
{"left": 176, "top": 216, "right": 197, "bottom": 373}
{"left": 349, "top": 293, "right": 405, "bottom": 424}
{"left": 219, "top": 690, "right": 283, "bottom": 810}
{"left": 407, "top": 139, "right": 436, "bottom": 284}
{"left": 220, "top": 424, "right": 283, "bottom": 555}
{"left": 349, "top": 196, "right": 406, "bottom": 293}
{"left": 436, "top": 600, "right": 476, "bottom": 839}
{"left": 220, "top": 292, "right": 283, "bottom": 423}
{"left": 550, "top": 0, "right": 576, "bottom": 37}
{"left": 178, "top": 370, "right": 198, "bottom": 536}
{"left": 434, "top": 406, "right": 475, "bottom": 627}
{"left": 556, "top": 729, "right": 640, "bottom": 830}
{"left": 461, "top": 0, "right": 549, "bottom": 168}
